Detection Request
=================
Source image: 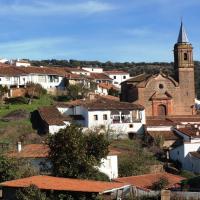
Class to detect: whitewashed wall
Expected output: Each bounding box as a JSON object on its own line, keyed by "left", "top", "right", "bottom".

{"left": 98, "top": 155, "right": 118, "bottom": 179}
{"left": 106, "top": 73, "right": 130, "bottom": 88}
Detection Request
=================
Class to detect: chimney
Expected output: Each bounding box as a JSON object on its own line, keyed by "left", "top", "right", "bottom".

{"left": 17, "top": 142, "right": 22, "bottom": 152}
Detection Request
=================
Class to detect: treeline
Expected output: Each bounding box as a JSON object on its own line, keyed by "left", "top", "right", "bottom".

{"left": 30, "top": 59, "right": 200, "bottom": 98}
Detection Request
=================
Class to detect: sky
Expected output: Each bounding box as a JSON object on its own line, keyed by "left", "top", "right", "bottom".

{"left": 0, "top": 0, "right": 200, "bottom": 62}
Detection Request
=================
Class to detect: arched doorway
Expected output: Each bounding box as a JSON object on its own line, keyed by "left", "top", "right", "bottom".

{"left": 157, "top": 104, "right": 167, "bottom": 116}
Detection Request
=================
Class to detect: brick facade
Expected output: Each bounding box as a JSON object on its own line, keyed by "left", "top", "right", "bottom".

{"left": 121, "top": 28, "right": 195, "bottom": 117}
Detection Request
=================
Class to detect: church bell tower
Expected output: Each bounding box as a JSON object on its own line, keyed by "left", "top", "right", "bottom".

{"left": 174, "top": 22, "right": 195, "bottom": 114}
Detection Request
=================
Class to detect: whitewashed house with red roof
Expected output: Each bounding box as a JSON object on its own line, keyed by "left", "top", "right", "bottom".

{"left": 38, "top": 95, "right": 146, "bottom": 137}
{"left": 169, "top": 125, "right": 200, "bottom": 173}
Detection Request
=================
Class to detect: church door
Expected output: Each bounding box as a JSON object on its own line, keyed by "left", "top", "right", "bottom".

{"left": 157, "top": 104, "right": 167, "bottom": 116}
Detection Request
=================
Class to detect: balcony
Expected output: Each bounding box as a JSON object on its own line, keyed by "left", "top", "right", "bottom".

{"left": 111, "top": 110, "right": 132, "bottom": 124}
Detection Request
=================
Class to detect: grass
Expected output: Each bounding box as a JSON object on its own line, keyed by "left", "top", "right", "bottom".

{"left": 0, "top": 95, "right": 53, "bottom": 118}
{"left": 0, "top": 95, "right": 53, "bottom": 145}
{"left": 111, "top": 139, "right": 161, "bottom": 176}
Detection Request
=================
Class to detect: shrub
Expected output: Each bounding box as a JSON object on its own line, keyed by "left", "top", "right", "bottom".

{"left": 5, "top": 97, "right": 28, "bottom": 104}
{"left": 151, "top": 177, "right": 169, "bottom": 190}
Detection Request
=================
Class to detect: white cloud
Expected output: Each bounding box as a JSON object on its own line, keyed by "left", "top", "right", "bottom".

{"left": 0, "top": 1, "right": 116, "bottom": 16}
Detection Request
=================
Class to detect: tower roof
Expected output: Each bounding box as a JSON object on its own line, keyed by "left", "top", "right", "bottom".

{"left": 177, "top": 21, "right": 189, "bottom": 43}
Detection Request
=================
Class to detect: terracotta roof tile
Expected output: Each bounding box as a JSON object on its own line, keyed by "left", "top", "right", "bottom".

{"left": 82, "top": 98, "right": 144, "bottom": 111}
{"left": 19, "top": 66, "right": 65, "bottom": 76}
{"left": 147, "top": 131, "right": 180, "bottom": 140}
{"left": 124, "top": 73, "right": 151, "bottom": 83}
{"left": 115, "top": 173, "right": 185, "bottom": 190}
{"left": 90, "top": 73, "right": 112, "bottom": 80}
{"left": 167, "top": 116, "right": 200, "bottom": 123}
{"left": 175, "top": 127, "right": 200, "bottom": 138}
{"left": 38, "top": 106, "right": 71, "bottom": 125}
{"left": 0, "top": 67, "right": 26, "bottom": 76}
{"left": 1, "top": 175, "right": 128, "bottom": 193}
{"left": 104, "top": 70, "right": 129, "bottom": 75}
{"left": 7, "top": 144, "right": 118, "bottom": 158}
{"left": 146, "top": 118, "right": 175, "bottom": 126}
{"left": 8, "top": 144, "right": 49, "bottom": 158}
{"left": 98, "top": 83, "right": 119, "bottom": 90}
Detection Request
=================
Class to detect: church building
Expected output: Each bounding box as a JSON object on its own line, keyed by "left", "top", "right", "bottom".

{"left": 121, "top": 22, "right": 195, "bottom": 117}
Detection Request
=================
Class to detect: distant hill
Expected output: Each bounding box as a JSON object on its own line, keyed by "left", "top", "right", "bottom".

{"left": 30, "top": 59, "right": 200, "bottom": 98}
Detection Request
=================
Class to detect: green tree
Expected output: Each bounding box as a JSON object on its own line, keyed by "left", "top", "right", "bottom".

{"left": 0, "top": 155, "right": 39, "bottom": 182}
{"left": 108, "top": 87, "right": 119, "bottom": 97}
{"left": 16, "top": 184, "right": 49, "bottom": 200}
{"left": 67, "top": 82, "right": 95, "bottom": 100}
{"left": 0, "top": 85, "right": 9, "bottom": 103}
{"left": 47, "top": 125, "right": 109, "bottom": 180}
{"left": 118, "top": 139, "right": 159, "bottom": 177}
{"left": 26, "top": 82, "right": 47, "bottom": 104}
{"left": 151, "top": 177, "right": 169, "bottom": 190}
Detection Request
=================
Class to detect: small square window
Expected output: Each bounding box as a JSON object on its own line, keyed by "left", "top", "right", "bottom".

{"left": 103, "top": 114, "right": 107, "bottom": 120}
{"left": 129, "top": 124, "right": 133, "bottom": 128}
{"left": 123, "top": 76, "right": 126, "bottom": 79}
{"left": 94, "top": 115, "right": 98, "bottom": 120}
{"left": 113, "top": 76, "right": 116, "bottom": 79}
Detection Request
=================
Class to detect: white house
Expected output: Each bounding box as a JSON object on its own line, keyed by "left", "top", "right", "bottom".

{"left": 0, "top": 66, "right": 66, "bottom": 92}
{"left": 15, "top": 59, "right": 31, "bottom": 67}
{"left": 82, "top": 66, "right": 103, "bottom": 73}
{"left": 95, "top": 83, "right": 119, "bottom": 96}
{"left": 8, "top": 143, "right": 120, "bottom": 180}
{"left": 104, "top": 70, "right": 130, "bottom": 88}
{"left": 38, "top": 95, "right": 146, "bottom": 137}
{"left": 169, "top": 125, "right": 200, "bottom": 173}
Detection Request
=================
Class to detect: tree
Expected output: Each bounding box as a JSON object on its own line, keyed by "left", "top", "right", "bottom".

{"left": 47, "top": 125, "right": 109, "bottom": 180}
{"left": 26, "top": 82, "right": 47, "bottom": 104}
{"left": 67, "top": 82, "right": 95, "bottom": 100}
{"left": 16, "top": 184, "right": 49, "bottom": 200}
{"left": 0, "top": 85, "right": 8, "bottom": 102}
{"left": 108, "top": 87, "right": 119, "bottom": 97}
{"left": 118, "top": 139, "right": 159, "bottom": 177}
{"left": 0, "top": 155, "right": 39, "bottom": 182}
{"left": 151, "top": 177, "right": 169, "bottom": 190}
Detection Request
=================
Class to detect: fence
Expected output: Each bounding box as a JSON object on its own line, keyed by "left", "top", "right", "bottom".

{"left": 171, "top": 191, "right": 200, "bottom": 200}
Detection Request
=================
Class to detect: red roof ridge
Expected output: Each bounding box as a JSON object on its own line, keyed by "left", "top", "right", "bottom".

{"left": 0, "top": 175, "right": 129, "bottom": 193}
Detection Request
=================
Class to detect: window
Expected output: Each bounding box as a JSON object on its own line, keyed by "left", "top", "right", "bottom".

{"left": 94, "top": 115, "right": 98, "bottom": 120}
{"left": 103, "top": 114, "right": 107, "bottom": 120}
{"left": 113, "top": 76, "right": 116, "bottom": 79}
{"left": 129, "top": 124, "right": 133, "bottom": 128}
{"left": 159, "top": 84, "right": 164, "bottom": 89}
{"left": 184, "top": 53, "right": 188, "bottom": 60}
{"left": 123, "top": 76, "right": 126, "bottom": 79}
